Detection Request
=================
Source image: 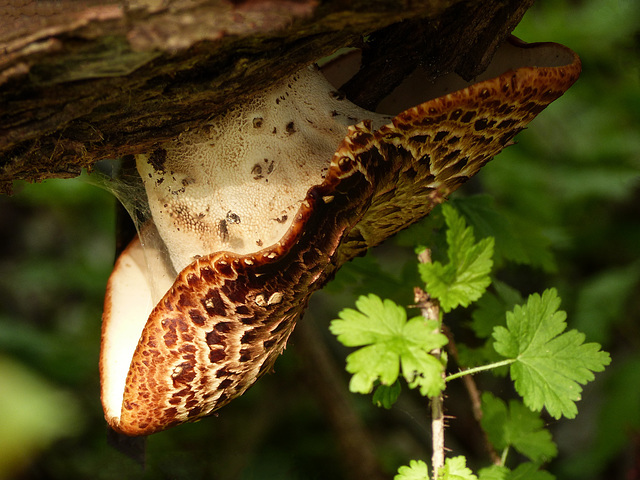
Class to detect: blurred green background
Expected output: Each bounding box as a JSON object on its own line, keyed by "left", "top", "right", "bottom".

{"left": 1, "top": 0, "right": 639, "bottom": 478}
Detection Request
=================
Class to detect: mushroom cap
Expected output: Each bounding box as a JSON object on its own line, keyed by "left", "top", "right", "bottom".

{"left": 101, "top": 38, "right": 581, "bottom": 436}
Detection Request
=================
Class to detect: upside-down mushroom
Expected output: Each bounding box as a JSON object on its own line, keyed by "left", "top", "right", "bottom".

{"left": 101, "top": 37, "right": 581, "bottom": 436}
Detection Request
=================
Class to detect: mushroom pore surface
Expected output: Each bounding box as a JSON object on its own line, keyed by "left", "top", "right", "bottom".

{"left": 136, "top": 66, "right": 391, "bottom": 274}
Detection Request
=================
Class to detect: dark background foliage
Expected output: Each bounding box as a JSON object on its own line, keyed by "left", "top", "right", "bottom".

{"left": 1, "top": 0, "right": 639, "bottom": 478}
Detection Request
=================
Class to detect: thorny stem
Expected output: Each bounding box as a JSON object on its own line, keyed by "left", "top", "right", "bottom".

{"left": 415, "top": 248, "right": 445, "bottom": 480}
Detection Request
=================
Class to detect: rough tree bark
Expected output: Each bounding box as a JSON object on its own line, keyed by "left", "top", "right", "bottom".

{"left": 0, "top": 0, "right": 534, "bottom": 193}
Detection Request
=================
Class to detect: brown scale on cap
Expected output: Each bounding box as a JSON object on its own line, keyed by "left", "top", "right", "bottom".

{"left": 101, "top": 38, "right": 581, "bottom": 436}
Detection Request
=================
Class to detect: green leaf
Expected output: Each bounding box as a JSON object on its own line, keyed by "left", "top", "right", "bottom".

{"left": 330, "top": 294, "right": 407, "bottom": 347}
{"left": 508, "top": 463, "right": 554, "bottom": 480}
{"left": 451, "top": 195, "right": 556, "bottom": 271}
{"left": 330, "top": 294, "right": 448, "bottom": 398}
{"left": 470, "top": 281, "right": 523, "bottom": 339}
{"left": 419, "top": 204, "right": 494, "bottom": 313}
{"left": 492, "top": 289, "right": 611, "bottom": 419}
{"left": 440, "top": 456, "right": 478, "bottom": 480}
{"left": 478, "top": 464, "right": 554, "bottom": 480}
{"left": 395, "top": 460, "right": 429, "bottom": 480}
{"left": 460, "top": 282, "right": 524, "bottom": 373}
{"left": 481, "top": 392, "right": 557, "bottom": 463}
{"left": 478, "top": 465, "right": 509, "bottom": 480}
{"left": 372, "top": 380, "right": 401, "bottom": 409}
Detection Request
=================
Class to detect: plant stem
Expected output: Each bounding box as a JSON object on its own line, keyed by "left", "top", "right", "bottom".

{"left": 444, "top": 359, "right": 515, "bottom": 382}
{"left": 501, "top": 446, "right": 510, "bottom": 466}
{"left": 443, "top": 326, "right": 501, "bottom": 465}
{"left": 430, "top": 388, "right": 445, "bottom": 480}
{"left": 442, "top": 326, "right": 483, "bottom": 421}
{"left": 415, "top": 248, "right": 445, "bottom": 480}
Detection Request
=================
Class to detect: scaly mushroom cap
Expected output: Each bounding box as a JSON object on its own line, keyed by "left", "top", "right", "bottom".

{"left": 101, "top": 38, "right": 581, "bottom": 436}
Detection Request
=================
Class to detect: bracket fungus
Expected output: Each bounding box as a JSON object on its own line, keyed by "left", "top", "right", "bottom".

{"left": 100, "top": 37, "right": 581, "bottom": 436}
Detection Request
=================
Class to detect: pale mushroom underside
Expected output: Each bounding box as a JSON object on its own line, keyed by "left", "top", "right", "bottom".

{"left": 101, "top": 37, "right": 581, "bottom": 436}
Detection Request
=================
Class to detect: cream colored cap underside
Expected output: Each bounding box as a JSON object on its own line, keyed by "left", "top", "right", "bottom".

{"left": 137, "top": 66, "right": 390, "bottom": 274}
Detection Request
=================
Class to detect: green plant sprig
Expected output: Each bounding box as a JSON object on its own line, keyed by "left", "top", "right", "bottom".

{"left": 330, "top": 203, "right": 610, "bottom": 480}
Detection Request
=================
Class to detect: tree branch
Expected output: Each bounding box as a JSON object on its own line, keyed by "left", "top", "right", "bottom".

{"left": 0, "top": 0, "right": 533, "bottom": 193}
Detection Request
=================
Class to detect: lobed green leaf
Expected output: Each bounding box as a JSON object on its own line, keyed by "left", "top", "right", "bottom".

{"left": 440, "top": 456, "right": 478, "bottom": 480}
{"left": 508, "top": 463, "right": 555, "bottom": 480}
{"left": 419, "top": 204, "right": 494, "bottom": 313}
{"left": 330, "top": 294, "right": 408, "bottom": 347}
{"left": 470, "top": 281, "right": 523, "bottom": 339}
{"left": 372, "top": 380, "right": 402, "bottom": 409}
{"left": 395, "top": 459, "right": 429, "bottom": 480}
{"left": 493, "top": 289, "right": 611, "bottom": 419}
{"left": 481, "top": 392, "right": 557, "bottom": 463}
{"left": 451, "top": 195, "right": 556, "bottom": 271}
{"left": 330, "top": 294, "right": 448, "bottom": 398}
{"left": 478, "top": 465, "right": 509, "bottom": 480}
{"left": 478, "top": 464, "right": 554, "bottom": 480}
